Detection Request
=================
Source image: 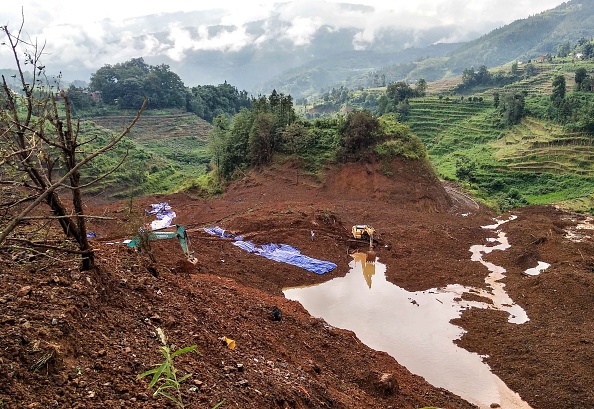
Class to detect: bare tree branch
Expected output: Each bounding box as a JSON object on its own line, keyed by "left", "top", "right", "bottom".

{"left": 0, "top": 97, "right": 147, "bottom": 245}
{"left": 1, "top": 19, "right": 147, "bottom": 270}
{"left": 19, "top": 215, "right": 115, "bottom": 220}
{"left": 7, "top": 238, "right": 94, "bottom": 255}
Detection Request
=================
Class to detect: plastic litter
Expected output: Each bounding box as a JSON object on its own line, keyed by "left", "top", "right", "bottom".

{"left": 146, "top": 202, "right": 176, "bottom": 230}
{"left": 220, "top": 336, "right": 236, "bottom": 350}
{"left": 204, "top": 226, "right": 336, "bottom": 274}
{"left": 203, "top": 226, "right": 234, "bottom": 238}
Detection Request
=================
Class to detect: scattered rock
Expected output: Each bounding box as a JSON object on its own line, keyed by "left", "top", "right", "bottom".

{"left": 17, "top": 286, "right": 32, "bottom": 297}
{"left": 136, "top": 393, "right": 149, "bottom": 401}
{"left": 490, "top": 404, "right": 501, "bottom": 408}
{"left": 271, "top": 306, "right": 282, "bottom": 321}
{"left": 375, "top": 373, "right": 399, "bottom": 396}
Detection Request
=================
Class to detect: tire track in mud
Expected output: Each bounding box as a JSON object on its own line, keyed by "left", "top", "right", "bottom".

{"left": 444, "top": 184, "right": 480, "bottom": 212}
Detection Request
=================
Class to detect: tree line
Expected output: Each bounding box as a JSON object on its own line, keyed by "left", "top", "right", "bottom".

{"left": 67, "top": 57, "right": 252, "bottom": 122}
{"left": 207, "top": 88, "right": 426, "bottom": 183}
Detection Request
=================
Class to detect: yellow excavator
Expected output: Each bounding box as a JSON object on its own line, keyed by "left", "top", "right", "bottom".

{"left": 352, "top": 225, "right": 375, "bottom": 241}
{"left": 351, "top": 225, "right": 376, "bottom": 261}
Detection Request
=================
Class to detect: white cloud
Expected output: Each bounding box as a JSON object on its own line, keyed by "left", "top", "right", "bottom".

{"left": 0, "top": 0, "right": 567, "bottom": 77}
{"left": 283, "top": 16, "right": 324, "bottom": 46}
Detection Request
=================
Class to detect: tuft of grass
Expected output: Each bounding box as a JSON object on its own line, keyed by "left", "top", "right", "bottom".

{"left": 137, "top": 328, "right": 198, "bottom": 409}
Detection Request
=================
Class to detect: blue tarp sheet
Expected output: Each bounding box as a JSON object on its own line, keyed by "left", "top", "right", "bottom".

{"left": 147, "top": 202, "right": 176, "bottom": 230}
{"left": 204, "top": 226, "right": 336, "bottom": 274}
{"left": 203, "top": 226, "right": 234, "bottom": 238}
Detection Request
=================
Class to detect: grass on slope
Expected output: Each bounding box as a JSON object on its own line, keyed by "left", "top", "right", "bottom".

{"left": 81, "top": 111, "right": 212, "bottom": 199}
{"left": 405, "top": 96, "right": 594, "bottom": 211}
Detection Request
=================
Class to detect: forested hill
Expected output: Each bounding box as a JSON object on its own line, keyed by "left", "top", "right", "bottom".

{"left": 263, "top": 0, "right": 594, "bottom": 98}
{"left": 445, "top": 0, "right": 594, "bottom": 72}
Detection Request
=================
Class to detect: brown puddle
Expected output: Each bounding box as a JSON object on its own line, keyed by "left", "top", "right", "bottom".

{"left": 284, "top": 217, "right": 535, "bottom": 409}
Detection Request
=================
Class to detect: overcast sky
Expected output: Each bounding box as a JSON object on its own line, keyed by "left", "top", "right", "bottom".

{"left": 1, "top": 0, "right": 566, "bottom": 79}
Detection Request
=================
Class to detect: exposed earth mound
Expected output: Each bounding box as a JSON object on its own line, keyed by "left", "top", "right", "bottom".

{"left": 1, "top": 158, "right": 593, "bottom": 409}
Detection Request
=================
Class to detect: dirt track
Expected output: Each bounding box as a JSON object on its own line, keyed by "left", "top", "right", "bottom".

{"left": 1, "top": 158, "right": 593, "bottom": 408}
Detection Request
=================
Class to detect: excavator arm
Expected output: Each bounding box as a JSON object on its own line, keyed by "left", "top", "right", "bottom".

{"left": 127, "top": 225, "right": 197, "bottom": 264}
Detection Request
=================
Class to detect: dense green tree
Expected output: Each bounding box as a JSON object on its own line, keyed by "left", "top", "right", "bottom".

{"left": 89, "top": 58, "right": 186, "bottom": 110}
{"left": 187, "top": 82, "right": 251, "bottom": 122}
{"left": 228, "top": 108, "right": 253, "bottom": 166}
{"left": 500, "top": 93, "right": 525, "bottom": 125}
{"left": 117, "top": 77, "right": 145, "bottom": 109}
{"left": 415, "top": 78, "right": 427, "bottom": 96}
{"left": 337, "top": 110, "right": 382, "bottom": 161}
{"left": 461, "top": 67, "right": 476, "bottom": 84}
{"left": 376, "top": 94, "right": 389, "bottom": 115}
{"left": 249, "top": 112, "right": 275, "bottom": 166}
{"left": 208, "top": 115, "right": 231, "bottom": 181}
{"left": 386, "top": 81, "right": 415, "bottom": 104}
{"left": 280, "top": 123, "right": 309, "bottom": 155}
{"left": 557, "top": 41, "right": 571, "bottom": 58}
{"left": 89, "top": 64, "right": 119, "bottom": 103}
{"left": 582, "top": 43, "right": 594, "bottom": 59}
{"left": 455, "top": 157, "right": 477, "bottom": 185}
{"left": 143, "top": 64, "right": 186, "bottom": 109}
{"left": 551, "top": 74, "right": 566, "bottom": 104}
{"left": 575, "top": 68, "right": 589, "bottom": 91}
{"left": 66, "top": 85, "right": 95, "bottom": 112}
{"left": 476, "top": 65, "right": 492, "bottom": 84}
{"left": 523, "top": 63, "right": 537, "bottom": 78}
{"left": 206, "top": 108, "right": 255, "bottom": 182}
{"left": 511, "top": 61, "right": 519, "bottom": 76}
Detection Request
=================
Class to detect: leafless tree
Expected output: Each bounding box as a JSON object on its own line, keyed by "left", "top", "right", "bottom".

{"left": 0, "top": 14, "right": 146, "bottom": 270}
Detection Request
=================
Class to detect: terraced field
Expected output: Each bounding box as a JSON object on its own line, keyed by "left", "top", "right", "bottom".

{"left": 405, "top": 95, "right": 594, "bottom": 209}
{"left": 84, "top": 111, "right": 213, "bottom": 198}
{"left": 493, "top": 117, "right": 594, "bottom": 176}
{"left": 406, "top": 97, "right": 497, "bottom": 151}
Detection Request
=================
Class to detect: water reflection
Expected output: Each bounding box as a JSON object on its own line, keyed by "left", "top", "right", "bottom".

{"left": 284, "top": 217, "right": 533, "bottom": 409}
{"left": 360, "top": 253, "right": 376, "bottom": 288}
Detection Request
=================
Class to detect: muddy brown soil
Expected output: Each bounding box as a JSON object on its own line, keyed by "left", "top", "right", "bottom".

{"left": 1, "top": 158, "right": 593, "bottom": 408}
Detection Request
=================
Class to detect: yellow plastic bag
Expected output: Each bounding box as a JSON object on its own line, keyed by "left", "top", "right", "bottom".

{"left": 221, "top": 336, "right": 236, "bottom": 350}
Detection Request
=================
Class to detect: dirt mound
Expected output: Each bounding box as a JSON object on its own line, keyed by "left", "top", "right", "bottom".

{"left": 2, "top": 157, "right": 593, "bottom": 409}
{"left": 320, "top": 158, "right": 451, "bottom": 212}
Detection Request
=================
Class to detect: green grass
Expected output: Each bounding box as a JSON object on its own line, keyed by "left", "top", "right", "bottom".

{"left": 80, "top": 111, "right": 213, "bottom": 199}
{"left": 405, "top": 90, "right": 594, "bottom": 211}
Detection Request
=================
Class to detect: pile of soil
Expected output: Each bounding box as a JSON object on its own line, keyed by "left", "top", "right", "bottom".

{"left": 1, "top": 158, "right": 593, "bottom": 408}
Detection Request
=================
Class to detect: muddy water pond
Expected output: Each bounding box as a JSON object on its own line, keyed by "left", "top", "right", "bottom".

{"left": 284, "top": 218, "right": 538, "bottom": 409}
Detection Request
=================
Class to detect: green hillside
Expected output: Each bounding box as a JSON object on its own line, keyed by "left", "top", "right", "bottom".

{"left": 406, "top": 70, "right": 594, "bottom": 212}
{"left": 302, "top": 0, "right": 594, "bottom": 101}
{"left": 82, "top": 111, "right": 212, "bottom": 199}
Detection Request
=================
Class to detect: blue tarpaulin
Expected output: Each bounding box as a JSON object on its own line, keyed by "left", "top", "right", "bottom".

{"left": 147, "top": 202, "right": 176, "bottom": 230}
{"left": 204, "top": 226, "right": 336, "bottom": 274}
{"left": 203, "top": 226, "right": 234, "bottom": 238}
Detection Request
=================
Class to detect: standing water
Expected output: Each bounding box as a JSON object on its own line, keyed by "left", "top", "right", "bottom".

{"left": 284, "top": 217, "right": 534, "bottom": 409}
